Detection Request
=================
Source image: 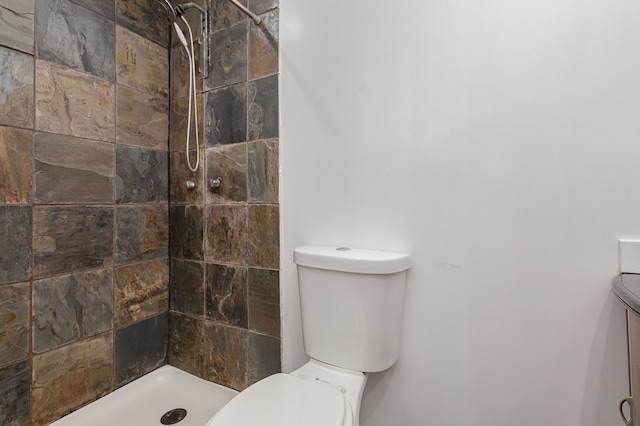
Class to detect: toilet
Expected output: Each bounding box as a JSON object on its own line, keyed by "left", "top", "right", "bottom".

{"left": 205, "top": 245, "right": 411, "bottom": 426}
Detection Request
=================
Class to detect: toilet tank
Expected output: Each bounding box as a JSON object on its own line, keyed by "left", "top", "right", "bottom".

{"left": 294, "top": 246, "right": 411, "bottom": 373}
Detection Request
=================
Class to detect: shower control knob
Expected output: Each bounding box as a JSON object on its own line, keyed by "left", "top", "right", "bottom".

{"left": 209, "top": 178, "right": 222, "bottom": 189}
{"left": 185, "top": 181, "right": 196, "bottom": 190}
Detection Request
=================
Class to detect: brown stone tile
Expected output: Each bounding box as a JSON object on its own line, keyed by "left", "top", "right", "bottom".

{"left": 248, "top": 332, "right": 280, "bottom": 384}
{"left": 170, "top": 43, "right": 203, "bottom": 100}
{"left": 0, "top": 360, "right": 30, "bottom": 426}
{"left": 170, "top": 150, "right": 205, "bottom": 204}
{"left": 116, "top": 26, "right": 169, "bottom": 98}
{"left": 35, "top": 60, "right": 115, "bottom": 142}
{"left": 0, "top": 282, "right": 30, "bottom": 368}
{"left": 0, "top": 126, "right": 32, "bottom": 204}
{"left": 34, "top": 133, "right": 115, "bottom": 204}
{"left": 116, "top": 0, "right": 170, "bottom": 48}
{"left": 32, "top": 269, "right": 114, "bottom": 353}
{"left": 116, "top": 205, "right": 169, "bottom": 263}
{"left": 248, "top": 268, "right": 279, "bottom": 338}
{"left": 168, "top": 312, "right": 203, "bottom": 377}
{"left": 114, "top": 259, "right": 169, "bottom": 327}
{"left": 0, "top": 47, "right": 34, "bottom": 129}
{"left": 170, "top": 259, "right": 205, "bottom": 316}
{"left": 248, "top": 139, "right": 278, "bottom": 203}
{"left": 247, "top": 205, "right": 279, "bottom": 269}
{"left": 169, "top": 205, "right": 204, "bottom": 260}
{"left": 204, "top": 204, "right": 247, "bottom": 265}
{"left": 31, "top": 333, "right": 114, "bottom": 426}
{"left": 205, "top": 144, "right": 248, "bottom": 204}
{"left": 209, "top": 0, "right": 248, "bottom": 33}
{"left": 116, "top": 84, "right": 168, "bottom": 150}
{"left": 169, "top": 94, "right": 205, "bottom": 153}
{"left": 205, "top": 263, "right": 248, "bottom": 327}
{"left": 203, "top": 321, "right": 248, "bottom": 390}
{"left": 33, "top": 206, "right": 113, "bottom": 277}
{"left": 248, "top": 9, "right": 279, "bottom": 80}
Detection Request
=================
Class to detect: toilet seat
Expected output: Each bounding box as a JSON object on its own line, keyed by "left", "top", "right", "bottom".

{"left": 206, "top": 373, "right": 352, "bottom": 426}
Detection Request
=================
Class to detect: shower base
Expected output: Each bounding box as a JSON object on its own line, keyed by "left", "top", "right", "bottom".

{"left": 49, "top": 366, "right": 237, "bottom": 426}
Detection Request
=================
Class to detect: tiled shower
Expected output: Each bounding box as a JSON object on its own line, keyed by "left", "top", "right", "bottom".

{"left": 0, "top": 0, "right": 280, "bottom": 424}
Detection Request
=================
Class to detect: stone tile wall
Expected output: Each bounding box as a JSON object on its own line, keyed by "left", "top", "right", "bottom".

{"left": 0, "top": 0, "right": 170, "bottom": 424}
{"left": 168, "top": 0, "right": 281, "bottom": 391}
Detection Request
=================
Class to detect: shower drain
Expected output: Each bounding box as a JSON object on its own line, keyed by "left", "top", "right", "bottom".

{"left": 160, "top": 408, "right": 187, "bottom": 425}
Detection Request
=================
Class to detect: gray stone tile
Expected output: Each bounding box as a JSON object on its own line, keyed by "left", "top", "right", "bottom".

{"left": 116, "top": 0, "right": 169, "bottom": 48}
{"left": 207, "top": 22, "right": 248, "bottom": 90}
{"left": 248, "top": 9, "right": 278, "bottom": 80}
{"left": 0, "top": 206, "right": 31, "bottom": 284}
{"left": 248, "top": 332, "right": 280, "bottom": 384}
{"left": 248, "top": 75, "right": 278, "bottom": 140}
{"left": 0, "top": 0, "right": 34, "bottom": 54}
{"left": 0, "top": 46, "right": 34, "bottom": 129}
{"left": 35, "top": 60, "right": 115, "bottom": 142}
{"left": 170, "top": 258, "right": 205, "bottom": 316}
{"left": 248, "top": 139, "right": 278, "bottom": 203}
{"left": 71, "top": 0, "right": 115, "bottom": 20}
{"left": 116, "top": 84, "right": 168, "bottom": 150}
{"left": 116, "top": 145, "right": 168, "bottom": 204}
{"left": 0, "top": 126, "right": 33, "bottom": 204}
{"left": 115, "top": 313, "right": 167, "bottom": 387}
{"left": 0, "top": 360, "right": 30, "bottom": 426}
{"left": 203, "top": 321, "right": 248, "bottom": 390}
{"left": 116, "top": 205, "right": 169, "bottom": 263}
{"left": 33, "top": 269, "right": 114, "bottom": 353}
{"left": 205, "top": 263, "right": 248, "bottom": 327}
{"left": 114, "top": 259, "right": 169, "bottom": 327}
{"left": 169, "top": 205, "right": 204, "bottom": 261}
{"left": 170, "top": 44, "right": 203, "bottom": 100}
{"left": 205, "top": 83, "right": 247, "bottom": 146}
{"left": 34, "top": 133, "right": 115, "bottom": 204}
{"left": 0, "top": 282, "right": 30, "bottom": 368}
{"left": 168, "top": 312, "right": 203, "bottom": 377}
{"left": 169, "top": 94, "right": 205, "bottom": 153}
{"left": 248, "top": 268, "right": 279, "bottom": 338}
{"left": 210, "top": 0, "right": 247, "bottom": 33}
{"left": 33, "top": 206, "right": 113, "bottom": 277}
{"left": 204, "top": 204, "right": 247, "bottom": 265}
{"left": 205, "top": 144, "right": 248, "bottom": 203}
{"left": 248, "top": 0, "right": 278, "bottom": 15}
{"left": 36, "top": 0, "right": 116, "bottom": 80}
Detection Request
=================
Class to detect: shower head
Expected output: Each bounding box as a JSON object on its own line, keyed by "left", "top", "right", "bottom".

{"left": 152, "top": 0, "right": 177, "bottom": 24}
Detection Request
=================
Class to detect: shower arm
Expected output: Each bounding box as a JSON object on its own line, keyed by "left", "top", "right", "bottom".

{"left": 227, "top": 0, "right": 262, "bottom": 25}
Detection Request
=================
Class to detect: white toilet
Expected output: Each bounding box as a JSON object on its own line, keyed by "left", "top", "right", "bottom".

{"left": 206, "top": 245, "right": 411, "bottom": 426}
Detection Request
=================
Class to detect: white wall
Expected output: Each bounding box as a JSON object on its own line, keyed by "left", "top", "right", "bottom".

{"left": 279, "top": 0, "right": 640, "bottom": 424}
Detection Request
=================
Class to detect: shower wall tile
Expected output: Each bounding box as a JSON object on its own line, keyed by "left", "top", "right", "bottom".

{"left": 116, "top": 26, "right": 169, "bottom": 98}
{"left": 248, "top": 10, "right": 279, "bottom": 80}
{"left": 116, "top": 205, "right": 169, "bottom": 263}
{"left": 168, "top": 311, "right": 203, "bottom": 376}
{"left": 207, "top": 22, "right": 248, "bottom": 90}
{"left": 33, "top": 206, "right": 113, "bottom": 277}
{"left": 31, "top": 333, "right": 114, "bottom": 426}
{"left": 0, "top": 360, "right": 30, "bottom": 426}
{"left": 0, "top": 206, "right": 31, "bottom": 284}
{"left": 205, "top": 144, "right": 248, "bottom": 203}
{"left": 0, "top": 126, "right": 33, "bottom": 204}
{"left": 248, "top": 332, "right": 280, "bottom": 384}
{"left": 248, "top": 268, "right": 279, "bottom": 338}
{"left": 170, "top": 258, "right": 205, "bottom": 316}
{"left": 205, "top": 263, "right": 248, "bottom": 327}
{"left": 248, "top": 0, "right": 279, "bottom": 15}
{"left": 32, "top": 269, "right": 114, "bottom": 353}
{"left": 116, "top": 84, "right": 168, "bottom": 150}
{"left": 116, "top": 0, "right": 170, "bottom": 48}
{"left": 169, "top": 150, "right": 205, "bottom": 204}
{"left": 0, "top": 282, "right": 30, "bottom": 368}
{"left": 248, "top": 75, "right": 278, "bottom": 140}
{"left": 0, "top": 0, "right": 35, "bottom": 54}
{"left": 71, "top": 0, "right": 115, "bottom": 20}
{"left": 35, "top": 60, "right": 115, "bottom": 142}
{"left": 114, "top": 259, "right": 169, "bottom": 327}
{"left": 203, "top": 321, "right": 248, "bottom": 390}
{"left": 169, "top": 0, "right": 208, "bottom": 47}
{"left": 170, "top": 44, "right": 203, "bottom": 100}
{"left": 169, "top": 205, "right": 204, "bottom": 260}
{"left": 209, "top": 0, "right": 247, "bottom": 33}
{"left": 248, "top": 139, "right": 278, "bottom": 203}
{"left": 204, "top": 204, "right": 248, "bottom": 265}
{"left": 169, "top": 94, "right": 205, "bottom": 152}
{"left": 35, "top": 0, "right": 115, "bottom": 80}
{"left": 115, "top": 313, "right": 168, "bottom": 386}
{"left": 34, "top": 133, "right": 115, "bottom": 204}
{"left": 116, "top": 145, "right": 168, "bottom": 204}
{"left": 247, "top": 204, "right": 279, "bottom": 269}
{"left": 0, "top": 46, "right": 34, "bottom": 129}
{"left": 205, "top": 82, "right": 247, "bottom": 146}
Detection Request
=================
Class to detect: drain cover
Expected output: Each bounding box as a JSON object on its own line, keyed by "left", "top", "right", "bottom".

{"left": 160, "top": 408, "right": 187, "bottom": 425}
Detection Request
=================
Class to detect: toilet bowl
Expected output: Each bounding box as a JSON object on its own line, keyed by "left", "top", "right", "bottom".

{"left": 205, "top": 246, "right": 411, "bottom": 426}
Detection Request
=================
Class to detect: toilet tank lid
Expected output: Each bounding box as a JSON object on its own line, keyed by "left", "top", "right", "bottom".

{"left": 294, "top": 246, "right": 411, "bottom": 274}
